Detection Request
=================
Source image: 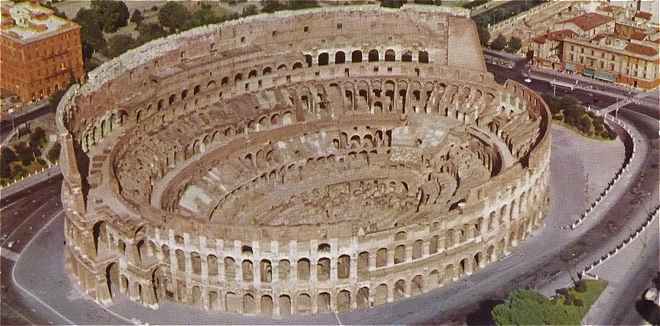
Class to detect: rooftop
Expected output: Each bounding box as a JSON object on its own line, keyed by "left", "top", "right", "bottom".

{"left": 624, "top": 42, "right": 658, "bottom": 56}
{"left": 0, "top": 1, "right": 76, "bottom": 43}
{"left": 634, "top": 11, "right": 652, "bottom": 21}
{"left": 561, "top": 12, "right": 614, "bottom": 31}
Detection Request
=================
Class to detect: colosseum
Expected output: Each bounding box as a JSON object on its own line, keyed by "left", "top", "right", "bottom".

{"left": 56, "top": 4, "right": 551, "bottom": 317}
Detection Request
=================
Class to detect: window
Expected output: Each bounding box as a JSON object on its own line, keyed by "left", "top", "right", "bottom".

{"left": 337, "top": 23, "right": 342, "bottom": 30}
{"left": 304, "top": 26, "right": 309, "bottom": 32}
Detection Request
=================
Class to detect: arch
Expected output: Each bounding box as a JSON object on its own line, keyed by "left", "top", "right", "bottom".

{"left": 317, "top": 258, "right": 331, "bottom": 282}
{"left": 92, "top": 221, "right": 110, "bottom": 256}
{"left": 317, "top": 292, "right": 331, "bottom": 313}
{"left": 444, "top": 264, "right": 455, "bottom": 282}
{"left": 293, "top": 62, "right": 303, "bottom": 70}
{"left": 260, "top": 295, "right": 273, "bottom": 316}
{"left": 394, "top": 244, "right": 406, "bottom": 264}
{"left": 296, "top": 293, "right": 312, "bottom": 314}
{"left": 279, "top": 295, "right": 292, "bottom": 316}
{"left": 243, "top": 293, "right": 256, "bottom": 314}
{"left": 385, "top": 49, "right": 396, "bottom": 62}
{"left": 419, "top": 50, "right": 429, "bottom": 63}
{"left": 357, "top": 287, "right": 370, "bottom": 309}
{"left": 428, "top": 269, "right": 440, "bottom": 287}
{"left": 260, "top": 259, "right": 272, "bottom": 283}
{"left": 375, "top": 284, "right": 388, "bottom": 305}
{"left": 192, "top": 285, "right": 202, "bottom": 305}
{"left": 411, "top": 275, "right": 424, "bottom": 295}
{"left": 105, "top": 262, "right": 120, "bottom": 299}
{"left": 394, "top": 279, "right": 406, "bottom": 299}
{"left": 304, "top": 54, "right": 313, "bottom": 67}
{"left": 318, "top": 52, "right": 329, "bottom": 66}
{"left": 402, "top": 51, "right": 413, "bottom": 62}
{"left": 278, "top": 259, "right": 290, "bottom": 281}
{"left": 376, "top": 248, "right": 388, "bottom": 267}
{"left": 242, "top": 260, "right": 254, "bottom": 282}
{"left": 226, "top": 292, "right": 240, "bottom": 313}
{"left": 297, "top": 258, "right": 310, "bottom": 281}
{"left": 412, "top": 240, "right": 423, "bottom": 260}
{"left": 368, "top": 49, "right": 379, "bottom": 62}
{"left": 224, "top": 257, "right": 236, "bottom": 280}
{"left": 317, "top": 243, "right": 331, "bottom": 253}
{"left": 358, "top": 251, "right": 369, "bottom": 277}
{"left": 262, "top": 66, "right": 272, "bottom": 75}
{"left": 335, "top": 51, "right": 346, "bottom": 64}
{"left": 193, "top": 85, "right": 201, "bottom": 95}
{"left": 209, "top": 291, "right": 219, "bottom": 310}
{"left": 277, "top": 64, "right": 287, "bottom": 71}
{"left": 191, "top": 252, "right": 201, "bottom": 274}
{"left": 429, "top": 235, "right": 439, "bottom": 254}
{"left": 208, "top": 254, "right": 218, "bottom": 275}
{"left": 175, "top": 249, "right": 185, "bottom": 272}
{"left": 337, "top": 255, "right": 351, "bottom": 279}
{"left": 221, "top": 76, "right": 229, "bottom": 86}
{"left": 234, "top": 73, "right": 243, "bottom": 83}
{"left": 337, "top": 290, "right": 351, "bottom": 312}
{"left": 248, "top": 69, "right": 257, "bottom": 79}
{"left": 351, "top": 50, "right": 362, "bottom": 63}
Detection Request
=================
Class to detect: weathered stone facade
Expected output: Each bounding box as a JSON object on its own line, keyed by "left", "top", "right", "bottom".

{"left": 56, "top": 5, "right": 551, "bottom": 317}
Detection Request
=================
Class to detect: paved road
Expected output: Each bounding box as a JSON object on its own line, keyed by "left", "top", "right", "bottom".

{"left": 0, "top": 102, "right": 52, "bottom": 143}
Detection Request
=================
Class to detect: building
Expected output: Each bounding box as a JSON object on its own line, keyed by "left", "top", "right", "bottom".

{"left": 531, "top": 8, "right": 660, "bottom": 89}
{"left": 0, "top": 1, "right": 84, "bottom": 105}
{"left": 57, "top": 5, "right": 551, "bottom": 316}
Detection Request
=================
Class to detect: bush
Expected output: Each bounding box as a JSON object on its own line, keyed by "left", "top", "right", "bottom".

{"left": 490, "top": 34, "right": 507, "bottom": 51}
{"left": 47, "top": 142, "right": 62, "bottom": 163}
{"left": 130, "top": 9, "right": 144, "bottom": 26}
{"left": 159, "top": 2, "right": 191, "bottom": 32}
{"left": 1, "top": 147, "right": 17, "bottom": 178}
{"left": 506, "top": 36, "right": 522, "bottom": 53}
{"left": 574, "top": 298, "right": 584, "bottom": 307}
{"left": 575, "top": 280, "right": 588, "bottom": 293}
{"left": 106, "top": 34, "right": 138, "bottom": 58}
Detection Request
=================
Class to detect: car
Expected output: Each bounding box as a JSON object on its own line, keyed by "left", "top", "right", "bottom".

{"left": 524, "top": 78, "right": 532, "bottom": 83}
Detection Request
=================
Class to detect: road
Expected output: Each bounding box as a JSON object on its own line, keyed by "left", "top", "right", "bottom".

{"left": 0, "top": 102, "right": 53, "bottom": 143}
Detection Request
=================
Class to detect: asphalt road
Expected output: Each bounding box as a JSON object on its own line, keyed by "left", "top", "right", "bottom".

{"left": 0, "top": 103, "right": 53, "bottom": 143}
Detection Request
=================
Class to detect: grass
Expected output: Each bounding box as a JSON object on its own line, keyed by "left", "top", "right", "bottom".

{"left": 569, "top": 279, "right": 608, "bottom": 316}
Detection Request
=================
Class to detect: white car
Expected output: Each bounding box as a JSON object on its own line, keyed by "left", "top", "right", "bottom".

{"left": 524, "top": 78, "right": 532, "bottom": 83}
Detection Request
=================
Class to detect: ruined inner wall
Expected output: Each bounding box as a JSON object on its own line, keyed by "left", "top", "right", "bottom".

{"left": 56, "top": 5, "right": 551, "bottom": 316}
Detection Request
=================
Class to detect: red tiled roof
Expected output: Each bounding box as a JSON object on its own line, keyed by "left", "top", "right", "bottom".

{"left": 625, "top": 43, "right": 658, "bottom": 56}
{"left": 562, "top": 13, "right": 613, "bottom": 31}
{"left": 532, "top": 29, "right": 576, "bottom": 44}
{"left": 630, "top": 31, "right": 646, "bottom": 41}
{"left": 635, "top": 11, "right": 652, "bottom": 20}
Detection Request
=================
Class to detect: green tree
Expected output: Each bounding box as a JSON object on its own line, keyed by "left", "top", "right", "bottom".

{"left": 137, "top": 23, "right": 167, "bottom": 44}
{"left": 506, "top": 36, "right": 522, "bottom": 53}
{"left": 286, "top": 0, "right": 320, "bottom": 10}
{"left": 1, "top": 147, "right": 17, "bottom": 178}
{"left": 106, "top": 34, "right": 138, "bottom": 58}
{"left": 242, "top": 4, "right": 259, "bottom": 17}
{"left": 74, "top": 8, "right": 107, "bottom": 55}
{"left": 47, "top": 142, "right": 62, "bottom": 163}
{"left": 14, "top": 142, "right": 34, "bottom": 166}
{"left": 159, "top": 2, "right": 191, "bottom": 32}
{"left": 29, "top": 127, "right": 47, "bottom": 149}
{"left": 187, "top": 4, "right": 222, "bottom": 29}
{"left": 130, "top": 9, "right": 144, "bottom": 26}
{"left": 477, "top": 24, "right": 491, "bottom": 47}
{"left": 91, "top": 0, "right": 130, "bottom": 33}
{"left": 382, "top": 0, "right": 406, "bottom": 8}
{"left": 261, "top": 0, "right": 285, "bottom": 13}
{"left": 490, "top": 34, "right": 507, "bottom": 51}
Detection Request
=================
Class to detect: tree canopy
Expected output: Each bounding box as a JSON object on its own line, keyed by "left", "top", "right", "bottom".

{"left": 106, "top": 34, "right": 139, "bottom": 58}
{"left": 490, "top": 34, "right": 507, "bottom": 51}
{"left": 91, "top": 0, "right": 130, "bottom": 33}
{"left": 159, "top": 2, "right": 191, "bottom": 32}
{"left": 492, "top": 289, "right": 583, "bottom": 325}
{"left": 74, "top": 8, "right": 107, "bottom": 55}
{"left": 130, "top": 9, "right": 144, "bottom": 26}
{"left": 506, "top": 36, "right": 522, "bottom": 53}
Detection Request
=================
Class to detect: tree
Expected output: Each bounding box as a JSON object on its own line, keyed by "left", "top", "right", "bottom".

{"left": 159, "top": 2, "right": 191, "bottom": 32}
{"left": 47, "top": 142, "right": 62, "bottom": 163}
{"left": 382, "top": 0, "right": 406, "bottom": 8}
{"left": 1, "top": 147, "right": 17, "bottom": 178}
{"left": 242, "top": 4, "right": 259, "bottom": 17}
{"left": 506, "top": 36, "right": 522, "bottom": 53}
{"left": 492, "top": 289, "right": 583, "bottom": 325}
{"left": 74, "top": 8, "right": 107, "bottom": 55}
{"left": 29, "top": 127, "right": 47, "bottom": 149}
{"left": 137, "top": 23, "right": 167, "bottom": 44}
{"left": 477, "top": 24, "right": 491, "bottom": 47}
{"left": 286, "top": 0, "right": 320, "bottom": 10}
{"left": 13, "top": 142, "right": 34, "bottom": 166}
{"left": 91, "top": 0, "right": 130, "bottom": 33}
{"left": 261, "top": 0, "right": 285, "bottom": 13}
{"left": 490, "top": 34, "right": 507, "bottom": 51}
{"left": 106, "top": 34, "right": 138, "bottom": 58}
{"left": 130, "top": 9, "right": 144, "bottom": 26}
{"left": 187, "top": 4, "right": 222, "bottom": 29}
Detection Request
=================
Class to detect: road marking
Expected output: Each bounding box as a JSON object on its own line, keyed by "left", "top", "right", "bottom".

{"left": 2, "top": 301, "right": 36, "bottom": 324}
{"left": 1, "top": 246, "right": 20, "bottom": 261}
{"left": 12, "top": 210, "right": 74, "bottom": 325}
{"left": 1, "top": 198, "right": 54, "bottom": 246}
{"left": 334, "top": 312, "right": 343, "bottom": 326}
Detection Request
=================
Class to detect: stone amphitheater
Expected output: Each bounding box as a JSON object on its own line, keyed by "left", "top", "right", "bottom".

{"left": 56, "top": 4, "right": 552, "bottom": 317}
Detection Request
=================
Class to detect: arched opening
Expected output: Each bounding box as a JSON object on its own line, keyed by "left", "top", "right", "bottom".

{"left": 368, "top": 49, "right": 379, "bottom": 62}
{"left": 208, "top": 255, "right": 218, "bottom": 275}
{"left": 175, "top": 249, "right": 185, "bottom": 272}
{"left": 293, "top": 62, "right": 303, "bottom": 70}
{"left": 192, "top": 286, "right": 201, "bottom": 305}
{"left": 335, "top": 51, "right": 346, "bottom": 64}
{"left": 305, "top": 54, "right": 313, "bottom": 67}
{"left": 351, "top": 50, "right": 362, "bottom": 63}
{"left": 412, "top": 240, "right": 423, "bottom": 260}
{"left": 385, "top": 49, "right": 396, "bottom": 62}
{"left": 235, "top": 73, "right": 243, "bottom": 83}
{"left": 260, "top": 260, "right": 272, "bottom": 283}
{"left": 279, "top": 295, "right": 291, "bottom": 316}
{"left": 375, "top": 284, "right": 388, "bottom": 305}
{"left": 318, "top": 52, "right": 329, "bottom": 66}
{"left": 394, "top": 245, "right": 406, "bottom": 264}
{"left": 429, "top": 270, "right": 440, "bottom": 287}
{"left": 106, "top": 262, "right": 120, "bottom": 299}
{"left": 358, "top": 251, "right": 369, "bottom": 277}
{"left": 224, "top": 257, "right": 236, "bottom": 280}
{"left": 411, "top": 275, "right": 424, "bottom": 295}
{"left": 191, "top": 252, "right": 201, "bottom": 274}
{"left": 278, "top": 259, "right": 290, "bottom": 281}
{"left": 419, "top": 50, "right": 429, "bottom": 63}
{"left": 376, "top": 248, "right": 388, "bottom": 267}
{"left": 262, "top": 67, "right": 272, "bottom": 75}
{"left": 248, "top": 70, "right": 257, "bottom": 79}
{"left": 317, "top": 258, "right": 331, "bottom": 282}
{"left": 429, "top": 235, "right": 439, "bottom": 254}
{"left": 243, "top": 293, "right": 256, "bottom": 314}
{"left": 226, "top": 292, "right": 240, "bottom": 313}
{"left": 402, "top": 51, "right": 413, "bottom": 62}
{"left": 357, "top": 287, "right": 370, "bottom": 309}
{"left": 317, "top": 292, "right": 331, "bottom": 313}
{"left": 317, "top": 243, "right": 331, "bottom": 253}
{"left": 297, "top": 293, "right": 312, "bottom": 314}
{"left": 242, "top": 260, "right": 254, "bottom": 282}
{"left": 337, "top": 290, "right": 351, "bottom": 312}
{"left": 394, "top": 279, "right": 406, "bottom": 299}
{"left": 337, "top": 255, "right": 350, "bottom": 279}
{"left": 297, "top": 258, "right": 310, "bottom": 281}
{"left": 260, "top": 295, "right": 273, "bottom": 316}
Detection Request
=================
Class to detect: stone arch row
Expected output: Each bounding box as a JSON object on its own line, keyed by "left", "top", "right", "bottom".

{"left": 305, "top": 49, "right": 431, "bottom": 66}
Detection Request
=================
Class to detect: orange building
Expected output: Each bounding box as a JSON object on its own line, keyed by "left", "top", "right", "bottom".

{"left": 0, "top": 1, "right": 84, "bottom": 105}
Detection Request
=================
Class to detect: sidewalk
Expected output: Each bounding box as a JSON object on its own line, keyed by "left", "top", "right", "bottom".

{"left": 1, "top": 100, "right": 49, "bottom": 123}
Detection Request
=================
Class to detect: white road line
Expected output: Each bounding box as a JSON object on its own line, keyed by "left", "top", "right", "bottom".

{"left": 1, "top": 246, "right": 20, "bottom": 261}
{"left": 334, "top": 312, "right": 343, "bottom": 326}
{"left": 12, "top": 210, "right": 75, "bottom": 325}
{"left": 1, "top": 198, "right": 54, "bottom": 246}
{"left": 2, "top": 301, "right": 36, "bottom": 324}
